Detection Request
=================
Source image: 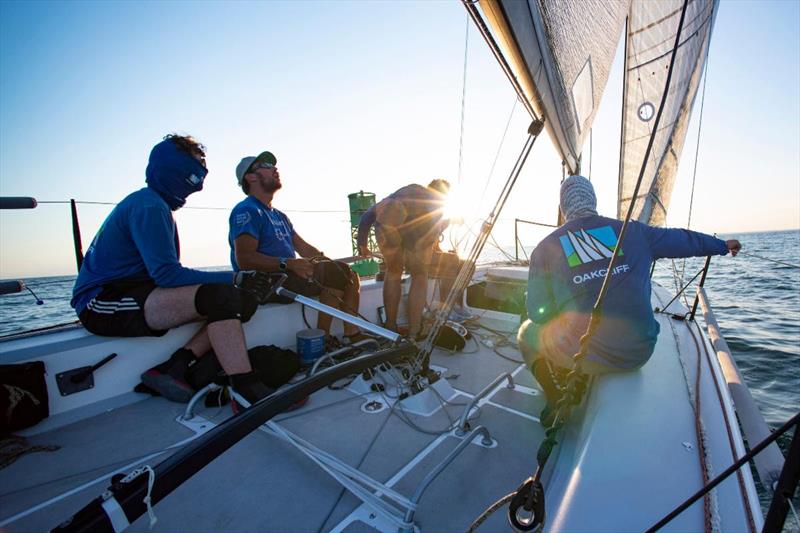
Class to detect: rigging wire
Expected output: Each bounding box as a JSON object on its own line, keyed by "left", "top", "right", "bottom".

{"left": 453, "top": 96, "right": 520, "bottom": 252}
{"left": 477, "top": 98, "right": 519, "bottom": 206}
{"left": 677, "top": 42, "right": 712, "bottom": 287}
{"left": 413, "top": 118, "right": 544, "bottom": 373}
{"left": 457, "top": 13, "right": 470, "bottom": 185}
{"left": 35, "top": 200, "right": 345, "bottom": 214}
{"left": 686, "top": 43, "right": 712, "bottom": 230}
{"left": 738, "top": 251, "right": 800, "bottom": 269}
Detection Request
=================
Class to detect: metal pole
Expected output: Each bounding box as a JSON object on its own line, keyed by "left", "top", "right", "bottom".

{"left": 515, "top": 219, "right": 519, "bottom": 261}
{"left": 54, "top": 343, "right": 416, "bottom": 533}
{"left": 70, "top": 199, "right": 84, "bottom": 271}
{"left": 689, "top": 255, "right": 711, "bottom": 321}
{"left": 275, "top": 287, "right": 401, "bottom": 342}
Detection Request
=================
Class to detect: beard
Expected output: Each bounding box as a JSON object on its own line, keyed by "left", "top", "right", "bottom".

{"left": 263, "top": 177, "right": 282, "bottom": 193}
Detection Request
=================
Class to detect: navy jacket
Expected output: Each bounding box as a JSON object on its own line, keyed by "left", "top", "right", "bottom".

{"left": 71, "top": 188, "right": 233, "bottom": 314}
{"left": 526, "top": 214, "right": 729, "bottom": 368}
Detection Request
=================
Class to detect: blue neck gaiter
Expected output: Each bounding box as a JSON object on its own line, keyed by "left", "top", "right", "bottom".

{"left": 145, "top": 139, "right": 208, "bottom": 210}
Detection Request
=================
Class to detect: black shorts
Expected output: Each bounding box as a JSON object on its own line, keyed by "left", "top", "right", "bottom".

{"left": 78, "top": 279, "right": 168, "bottom": 337}
{"left": 267, "top": 260, "right": 353, "bottom": 304}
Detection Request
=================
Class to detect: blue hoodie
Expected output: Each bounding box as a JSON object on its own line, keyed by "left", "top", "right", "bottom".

{"left": 71, "top": 138, "right": 233, "bottom": 314}
{"left": 526, "top": 214, "right": 729, "bottom": 369}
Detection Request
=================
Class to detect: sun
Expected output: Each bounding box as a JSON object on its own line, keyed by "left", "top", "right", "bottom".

{"left": 443, "top": 184, "right": 468, "bottom": 225}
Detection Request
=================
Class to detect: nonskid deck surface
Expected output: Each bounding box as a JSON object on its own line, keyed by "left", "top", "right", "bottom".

{"left": 0, "top": 324, "right": 548, "bottom": 532}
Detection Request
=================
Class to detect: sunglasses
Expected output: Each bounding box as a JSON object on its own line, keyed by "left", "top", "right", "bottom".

{"left": 250, "top": 161, "right": 275, "bottom": 172}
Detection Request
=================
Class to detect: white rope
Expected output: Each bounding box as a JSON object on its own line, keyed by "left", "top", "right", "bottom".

{"left": 142, "top": 465, "right": 158, "bottom": 528}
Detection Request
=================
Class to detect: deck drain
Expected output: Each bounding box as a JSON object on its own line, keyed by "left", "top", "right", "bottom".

{"left": 361, "top": 400, "right": 387, "bottom": 413}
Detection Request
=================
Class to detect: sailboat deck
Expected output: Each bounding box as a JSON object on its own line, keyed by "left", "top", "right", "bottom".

{"left": 0, "top": 282, "right": 763, "bottom": 532}
{"left": 1, "top": 334, "right": 547, "bottom": 532}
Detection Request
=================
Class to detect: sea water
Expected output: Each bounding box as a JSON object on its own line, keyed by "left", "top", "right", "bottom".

{"left": 1, "top": 229, "right": 798, "bottom": 512}
{"left": 1, "top": 230, "right": 797, "bottom": 422}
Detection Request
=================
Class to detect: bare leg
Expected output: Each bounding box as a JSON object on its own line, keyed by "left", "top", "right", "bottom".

{"left": 184, "top": 326, "right": 211, "bottom": 357}
{"left": 406, "top": 245, "right": 434, "bottom": 338}
{"left": 342, "top": 272, "right": 361, "bottom": 336}
{"left": 144, "top": 285, "right": 203, "bottom": 330}
{"left": 407, "top": 272, "right": 428, "bottom": 337}
{"left": 317, "top": 289, "right": 338, "bottom": 334}
{"left": 383, "top": 266, "right": 403, "bottom": 332}
{"left": 207, "top": 319, "right": 252, "bottom": 375}
{"left": 438, "top": 276, "right": 454, "bottom": 305}
{"left": 144, "top": 285, "right": 251, "bottom": 374}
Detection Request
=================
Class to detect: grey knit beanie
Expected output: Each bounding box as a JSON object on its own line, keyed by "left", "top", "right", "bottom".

{"left": 559, "top": 175, "right": 597, "bottom": 221}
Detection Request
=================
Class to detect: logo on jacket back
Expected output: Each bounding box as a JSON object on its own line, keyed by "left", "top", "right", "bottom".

{"left": 559, "top": 226, "right": 623, "bottom": 267}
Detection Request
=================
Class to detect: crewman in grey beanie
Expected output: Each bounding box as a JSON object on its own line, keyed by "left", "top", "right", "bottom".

{"left": 517, "top": 174, "right": 741, "bottom": 424}
{"left": 559, "top": 175, "right": 598, "bottom": 221}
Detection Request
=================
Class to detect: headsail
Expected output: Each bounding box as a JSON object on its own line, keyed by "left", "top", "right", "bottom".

{"left": 617, "top": 0, "right": 719, "bottom": 225}
{"left": 476, "top": 0, "right": 629, "bottom": 174}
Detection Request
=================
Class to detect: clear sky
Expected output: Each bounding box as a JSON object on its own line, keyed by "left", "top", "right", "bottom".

{"left": 1, "top": 0, "right": 798, "bottom": 279}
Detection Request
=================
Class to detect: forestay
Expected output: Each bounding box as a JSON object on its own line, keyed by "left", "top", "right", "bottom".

{"left": 617, "top": 0, "right": 719, "bottom": 225}
{"left": 478, "top": 0, "right": 628, "bottom": 174}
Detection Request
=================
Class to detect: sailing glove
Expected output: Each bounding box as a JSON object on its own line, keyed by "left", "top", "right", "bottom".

{"left": 234, "top": 270, "right": 274, "bottom": 304}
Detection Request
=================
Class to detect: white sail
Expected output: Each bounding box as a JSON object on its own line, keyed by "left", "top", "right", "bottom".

{"left": 617, "top": 0, "right": 719, "bottom": 225}
{"left": 478, "top": 0, "right": 629, "bottom": 174}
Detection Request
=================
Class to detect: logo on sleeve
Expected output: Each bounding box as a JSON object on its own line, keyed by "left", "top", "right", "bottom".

{"left": 234, "top": 212, "right": 251, "bottom": 226}
{"left": 559, "top": 226, "right": 623, "bottom": 267}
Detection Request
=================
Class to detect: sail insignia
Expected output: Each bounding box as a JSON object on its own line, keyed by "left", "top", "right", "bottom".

{"left": 617, "top": 0, "right": 719, "bottom": 225}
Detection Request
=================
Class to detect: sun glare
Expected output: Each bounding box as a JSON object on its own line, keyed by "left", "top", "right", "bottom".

{"left": 443, "top": 185, "right": 468, "bottom": 225}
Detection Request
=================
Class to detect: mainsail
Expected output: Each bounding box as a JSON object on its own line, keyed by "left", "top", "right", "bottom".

{"left": 617, "top": 0, "right": 719, "bottom": 225}
{"left": 476, "top": 0, "right": 629, "bottom": 174}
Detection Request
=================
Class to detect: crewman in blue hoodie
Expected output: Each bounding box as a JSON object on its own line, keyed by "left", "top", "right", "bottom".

{"left": 71, "top": 134, "right": 274, "bottom": 404}
{"left": 518, "top": 175, "right": 740, "bottom": 405}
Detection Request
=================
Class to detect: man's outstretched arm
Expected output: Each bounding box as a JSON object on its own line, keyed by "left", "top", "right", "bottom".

{"left": 644, "top": 223, "right": 740, "bottom": 260}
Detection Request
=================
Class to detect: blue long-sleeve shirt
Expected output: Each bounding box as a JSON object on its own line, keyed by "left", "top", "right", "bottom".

{"left": 526, "top": 214, "right": 729, "bottom": 369}
{"left": 71, "top": 187, "right": 233, "bottom": 314}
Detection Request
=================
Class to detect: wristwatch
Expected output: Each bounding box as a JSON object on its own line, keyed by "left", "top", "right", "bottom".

{"left": 279, "top": 258, "right": 288, "bottom": 271}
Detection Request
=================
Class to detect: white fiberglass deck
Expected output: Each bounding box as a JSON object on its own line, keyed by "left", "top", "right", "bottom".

{"left": 0, "top": 278, "right": 761, "bottom": 532}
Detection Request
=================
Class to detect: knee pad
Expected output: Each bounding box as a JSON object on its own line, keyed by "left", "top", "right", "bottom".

{"left": 195, "top": 284, "right": 258, "bottom": 324}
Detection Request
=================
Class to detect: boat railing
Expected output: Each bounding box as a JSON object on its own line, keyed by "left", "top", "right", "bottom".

{"left": 513, "top": 218, "right": 558, "bottom": 262}
{"left": 455, "top": 371, "right": 515, "bottom": 436}
{"left": 696, "top": 285, "right": 785, "bottom": 492}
